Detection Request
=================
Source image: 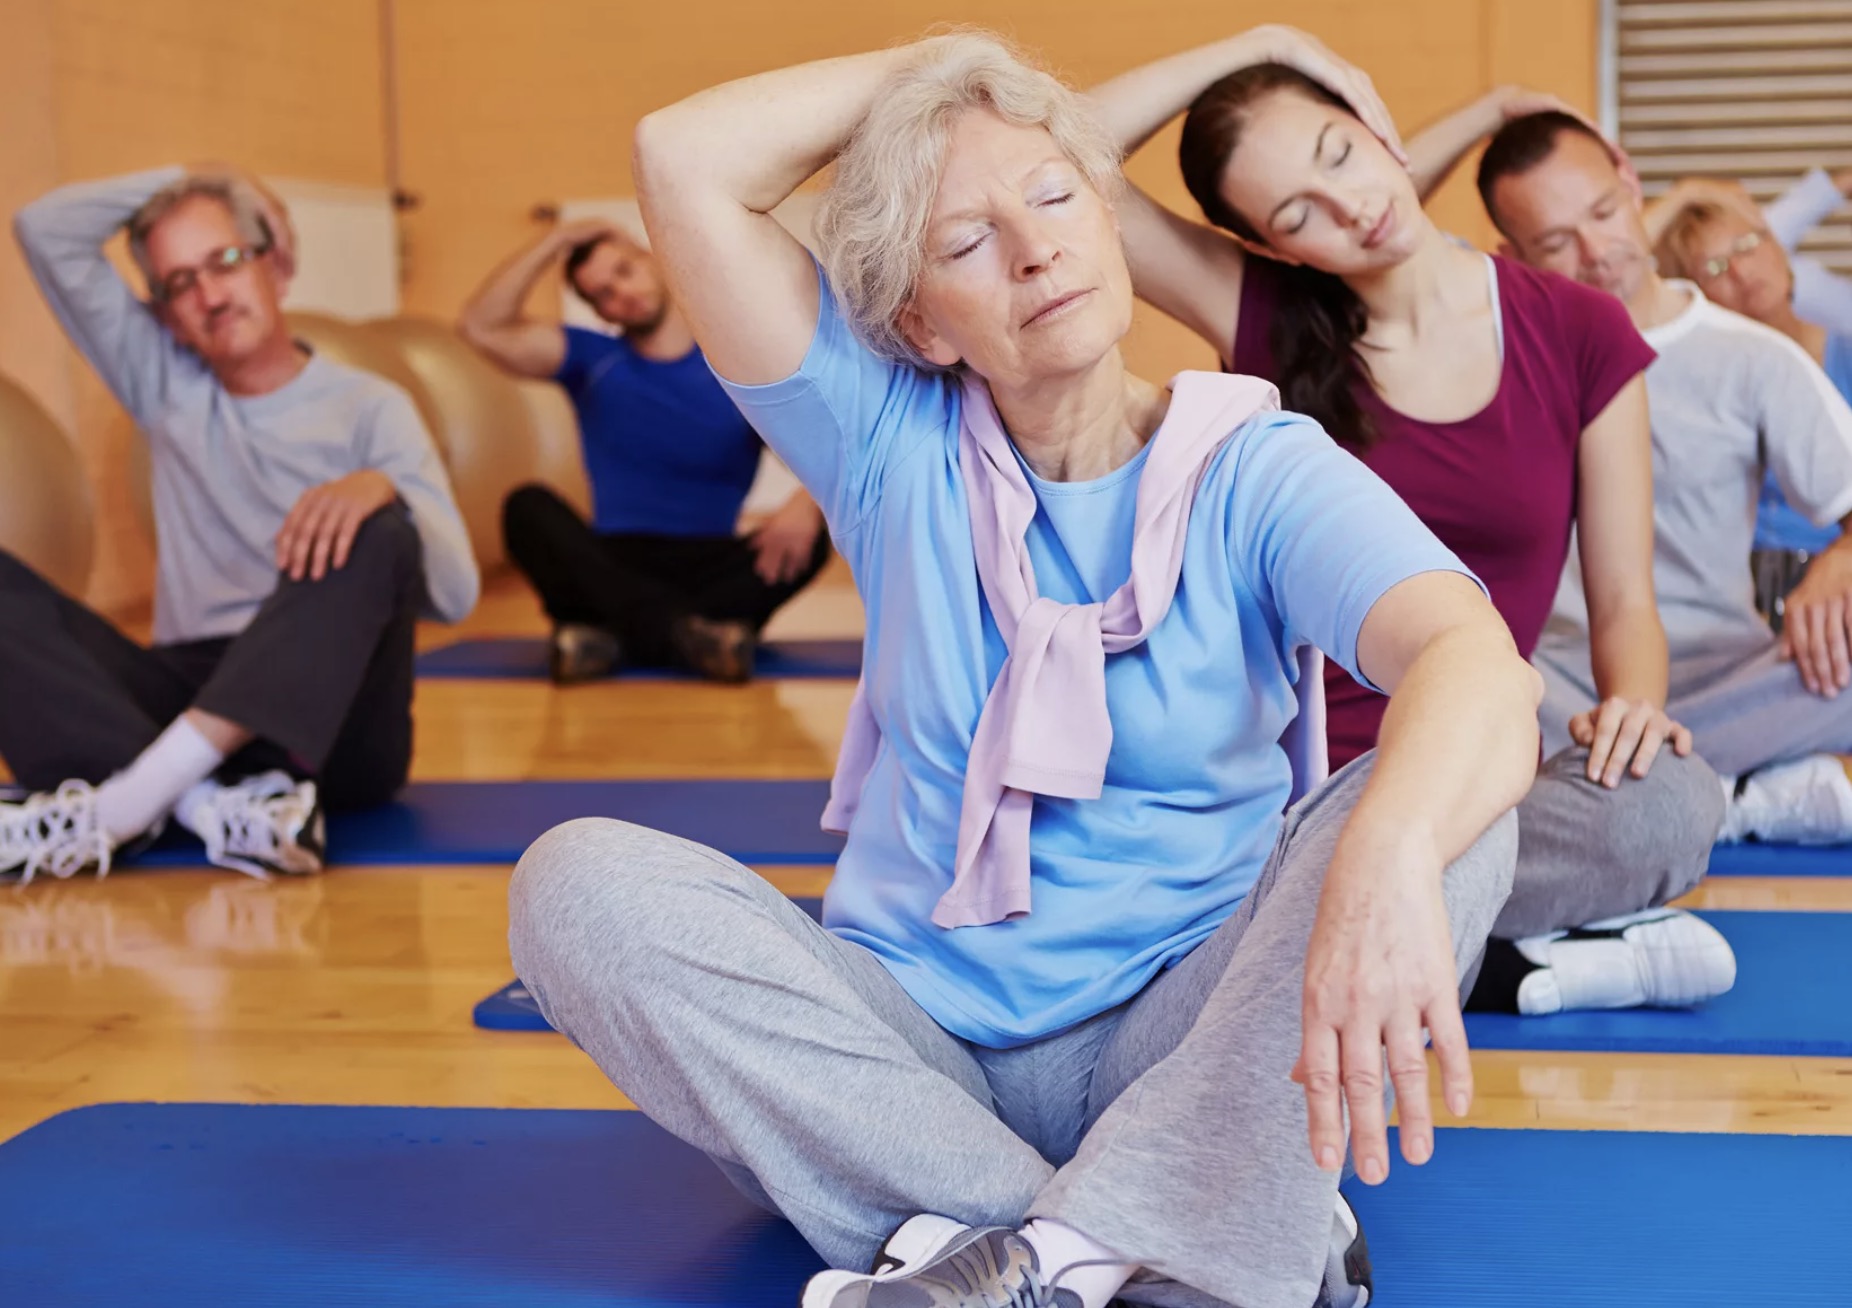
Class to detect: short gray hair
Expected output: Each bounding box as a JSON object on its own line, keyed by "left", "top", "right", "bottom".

{"left": 814, "top": 32, "right": 1124, "bottom": 369}
{"left": 127, "top": 177, "right": 273, "bottom": 297}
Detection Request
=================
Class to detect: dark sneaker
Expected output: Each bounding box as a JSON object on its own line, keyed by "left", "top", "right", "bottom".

{"left": 1316, "top": 1193, "right": 1372, "bottom": 1307}
{"left": 805, "top": 1222, "right": 1082, "bottom": 1308}
{"left": 671, "top": 615, "right": 756, "bottom": 684}
{"left": 549, "top": 623, "right": 623, "bottom": 685}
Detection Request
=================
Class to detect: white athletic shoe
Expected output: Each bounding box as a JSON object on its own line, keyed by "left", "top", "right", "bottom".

{"left": 182, "top": 771, "right": 325, "bottom": 877}
{"left": 1509, "top": 908, "right": 1737, "bottom": 1015}
{"left": 1718, "top": 755, "right": 1852, "bottom": 846}
{"left": 0, "top": 780, "right": 114, "bottom": 885}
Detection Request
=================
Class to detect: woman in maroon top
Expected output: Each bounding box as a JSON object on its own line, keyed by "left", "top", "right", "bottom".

{"left": 1088, "top": 26, "right": 1735, "bottom": 1018}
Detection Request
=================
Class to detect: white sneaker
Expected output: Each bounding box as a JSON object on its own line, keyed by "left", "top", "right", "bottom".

{"left": 180, "top": 771, "right": 325, "bottom": 877}
{"left": 0, "top": 780, "right": 115, "bottom": 885}
{"left": 1509, "top": 908, "right": 1737, "bottom": 1014}
{"left": 1719, "top": 754, "right": 1852, "bottom": 845}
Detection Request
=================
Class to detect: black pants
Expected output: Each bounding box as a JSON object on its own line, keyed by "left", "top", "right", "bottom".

{"left": 0, "top": 506, "right": 424, "bottom": 812}
{"left": 501, "top": 483, "right": 832, "bottom": 668}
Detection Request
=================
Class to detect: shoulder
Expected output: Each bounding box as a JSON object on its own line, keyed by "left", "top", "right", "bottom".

{"left": 310, "top": 358, "right": 427, "bottom": 429}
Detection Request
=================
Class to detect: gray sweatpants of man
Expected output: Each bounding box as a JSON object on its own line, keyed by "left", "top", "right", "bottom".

{"left": 1496, "top": 746, "right": 1724, "bottom": 939}
{"left": 1537, "top": 639, "right": 1852, "bottom": 783}
{"left": 509, "top": 756, "right": 1516, "bottom": 1308}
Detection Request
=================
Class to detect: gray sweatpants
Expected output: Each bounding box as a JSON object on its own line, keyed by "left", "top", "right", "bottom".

{"left": 1536, "top": 638, "right": 1852, "bottom": 779}
{"left": 509, "top": 756, "right": 1516, "bottom": 1308}
{"left": 1499, "top": 747, "right": 1724, "bottom": 940}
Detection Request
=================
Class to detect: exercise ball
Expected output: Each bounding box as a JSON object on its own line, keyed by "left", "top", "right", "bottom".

{"left": 517, "top": 379, "right": 591, "bottom": 517}
{"left": 0, "top": 372, "right": 96, "bottom": 596}
{"left": 287, "top": 311, "right": 444, "bottom": 443}
{"left": 368, "top": 317, "right": 542, "bottom": 570}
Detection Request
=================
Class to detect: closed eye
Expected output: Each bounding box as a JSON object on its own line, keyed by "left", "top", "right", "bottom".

{"left": 1284, "top": 205, "right": 1312, "bottom": 236}
{"left": 949, "top": 232, "right": 990, "bottom": 261}
{"left": 1040, "top": 192, "right": 1074, "bottom": 207}
{"left": 1332, "top": 142, "right": 1352, "bottom": 168}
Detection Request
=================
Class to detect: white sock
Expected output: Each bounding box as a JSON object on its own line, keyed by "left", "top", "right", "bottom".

{"left": 1018, "top": 1219, "right": 1135, "bottom": 1308}
{"left": 94, "top": 718, "right": 227, "bottom": 844}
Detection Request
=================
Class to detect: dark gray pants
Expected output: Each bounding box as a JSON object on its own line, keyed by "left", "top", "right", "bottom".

{"left": 0, "top": 506, "right": 424, "bottom": 811}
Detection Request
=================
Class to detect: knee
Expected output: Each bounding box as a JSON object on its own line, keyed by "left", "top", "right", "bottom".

{"left": 508, "top": 817, "right": 733, "bottom": 984}
{"left": 501, "top": 483, "right": 565, "bottom": 539}
{"left": 1564, "top": 747, "right": 1725, "bottom": 883}
{"left": 349, "top": 502, "right": 421, "bottom": 564}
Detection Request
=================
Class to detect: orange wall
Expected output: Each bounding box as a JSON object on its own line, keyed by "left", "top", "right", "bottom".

{"left": 2, "top": 0, "right": 1597, "bottom": 615}
{"left": 394, "top": 0, "right": 1601, "bottom": 382}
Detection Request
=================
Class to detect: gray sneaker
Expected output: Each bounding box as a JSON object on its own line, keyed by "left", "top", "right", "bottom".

{"left": 803, "top": 1222, "right": 1082, "bottom": 1308}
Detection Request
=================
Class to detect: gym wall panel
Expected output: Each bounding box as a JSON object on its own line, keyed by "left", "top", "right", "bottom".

{"left": 394, "top": 0, "right": 1599, "bottom": 384}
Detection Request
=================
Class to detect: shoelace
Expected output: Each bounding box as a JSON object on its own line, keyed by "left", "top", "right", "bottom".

{"left": 3, "top": 783, "right": 113, "bottom": 886}
{"left": 199, "top": 775, "right": 308, "bottom": 879}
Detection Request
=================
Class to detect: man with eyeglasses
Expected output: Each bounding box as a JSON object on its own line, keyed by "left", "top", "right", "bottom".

{"left": 1, "top": 165, "right": 479, "bottom": 884}
{"left": 1402, "top": 106, "right": 1852, "bottom": 850}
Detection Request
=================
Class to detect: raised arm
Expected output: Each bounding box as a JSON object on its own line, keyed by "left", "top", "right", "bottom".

{"left": 633, "top": 46, "right": 922, "bottom": 386}
{"left": 456, "top": 219, "right": 614, "bottom": 380}
{"left": 1086, "top": 26, "right": 1402, "bottom": 357}
{"left": 13, "top": 167, "right": 189, "bottom": 424}
{"left": 1762, "top": 166, "right": 1852, "bottom": 252}
{"left": 1405, "top": 87, "right": 1587, "bottom": 203}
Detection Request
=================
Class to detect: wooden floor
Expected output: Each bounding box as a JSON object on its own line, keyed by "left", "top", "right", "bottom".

{"left": 4, "top": 568, "right": 1850, "bottom": 1148}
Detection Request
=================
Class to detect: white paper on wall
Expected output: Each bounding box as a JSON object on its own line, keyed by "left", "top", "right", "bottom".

{"left": 269, "top": 178, "right": 400, "bottom": 320}
{"left": 552, "top": 194, "right": 819, "bottom": 516}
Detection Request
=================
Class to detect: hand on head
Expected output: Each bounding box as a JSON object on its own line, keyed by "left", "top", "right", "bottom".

{"left": 554, "top": 216, "right": 622, "bottom": 250}
{"left": 188, "top": 163, "right": 298, "bottom": 278}
{"left": 1241, "top": 25, "right": 1407, "bottom": 166}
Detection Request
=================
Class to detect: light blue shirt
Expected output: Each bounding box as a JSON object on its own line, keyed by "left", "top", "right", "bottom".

{"left": 717, "top": 269, "right": 1472, "bottom": 1047}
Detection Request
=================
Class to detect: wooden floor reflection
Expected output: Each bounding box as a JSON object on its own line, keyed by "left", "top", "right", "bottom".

{"left": 5, "top": 573, "right": 1850, "bottom": 1149}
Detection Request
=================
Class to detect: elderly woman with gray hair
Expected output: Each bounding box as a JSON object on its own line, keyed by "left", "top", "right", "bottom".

{"left": 509, "top": 31, "right": 1540, "bottom": 1308}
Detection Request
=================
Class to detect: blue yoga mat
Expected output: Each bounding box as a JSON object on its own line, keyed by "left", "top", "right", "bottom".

{"left": 481, "top": 907, "right": 1852, "bottom": 1055}
{"left": 1465, "top": 910, "right": 1852, "bottom": 1056}
{"left": 1706, "top": 840, "right": 1849, "bottom": 876}
{"left": 415, "top": 636, "right": 862, "bottom": 680}
{"left": 2, "top": 1104, "right": 1846, "bottom": 1306}
{"left": 127, "top": 779, "right": 841, "bottom": 868}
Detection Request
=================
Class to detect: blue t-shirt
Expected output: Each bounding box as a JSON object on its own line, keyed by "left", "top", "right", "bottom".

{"left": 1754, "top": 331, "right": 1852, "bottom": 553}
{"left": 555, "top": 326, "right": 764, "bottom": 536}
{"left": 716, "top": 269, "right": 1473, "bottom": 1048}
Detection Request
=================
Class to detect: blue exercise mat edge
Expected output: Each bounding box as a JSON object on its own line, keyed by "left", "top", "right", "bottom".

{"left": 415, "top": 635, "right": 863, "bottom": 680}
{"left": 3, "top": 1102, "right": 1849, "bottom": 1308}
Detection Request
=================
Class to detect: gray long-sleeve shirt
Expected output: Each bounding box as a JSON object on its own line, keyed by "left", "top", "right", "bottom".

{"left": 13, "top": 166, "right": 479, "bottom": 643}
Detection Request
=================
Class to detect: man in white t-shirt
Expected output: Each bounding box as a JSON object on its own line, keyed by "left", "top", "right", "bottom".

{"left": 1472, "top": 112, "right": 1852, "bottom": 847}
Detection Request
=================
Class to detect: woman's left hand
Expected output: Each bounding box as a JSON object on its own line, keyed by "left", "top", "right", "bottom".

{"left": 1295, "top": 829, "right": 1468, "bottom": 1186}
{"left": 1568, "top": 697, "right": 1693, "bottom": 787}
{"left": 1238, "top": 26, "right": 1407, "bottom": 164}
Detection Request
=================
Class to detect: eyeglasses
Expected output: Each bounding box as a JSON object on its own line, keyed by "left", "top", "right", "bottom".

{"left": 1697, "top": 230, "right": 1764, "bottom": 282}
{"left": 154, "top": 242, "right": 271, "bottom": 303}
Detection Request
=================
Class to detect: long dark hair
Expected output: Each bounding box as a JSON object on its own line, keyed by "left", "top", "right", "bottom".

{"left": 1179, "top": 64, "right": 1377, "bottom": 450}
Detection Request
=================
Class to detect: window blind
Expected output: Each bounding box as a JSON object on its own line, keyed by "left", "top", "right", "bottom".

{"left": 1604, "top": 0, "right": 1852, "bottom": 273}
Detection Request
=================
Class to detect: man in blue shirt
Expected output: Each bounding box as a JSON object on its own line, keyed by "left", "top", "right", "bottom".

{"left": 459, "top": 219, "right": 828, "bottom": 683}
